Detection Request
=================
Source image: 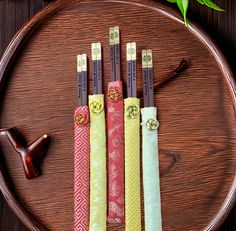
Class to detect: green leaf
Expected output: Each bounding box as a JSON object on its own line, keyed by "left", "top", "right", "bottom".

{"left": 177, "top": 0, "right": 189, "bottom": 25}
{"left": 196, "top": 0, "right": 204, "bottom": 5}
{"left": 202, "top": 0, "right": 225, "bottom": 11}
{"left": 166, "top": 0, "right": 177, "bottom": 3}
{"left": 164, "top": 0, "right": 225, "bottom": 27}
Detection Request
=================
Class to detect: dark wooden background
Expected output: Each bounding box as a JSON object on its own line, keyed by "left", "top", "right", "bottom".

{"left": 0, "top": 0, "right": 235, "bottom": 230}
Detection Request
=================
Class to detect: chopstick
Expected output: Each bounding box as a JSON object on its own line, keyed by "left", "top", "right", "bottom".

{"left": 81, "top": 54, "right": 88, "bottom": 106}
{"left": 92, "top": 42, "right": 103, "bottom": 94}
{"left": 147, "top": 50, "right": 154, "bottom": 107}
{"left": 142, "top": 50, "right": 149, "bottom": 107}
{"left": 77, "top": 54, "right": 87, "bottom": 106}
{"left": 97, "top": 43, "right": 102, "bottom": 94}
{"left": 92, "top": 43, "right": 98, "bottom": 94}
{"left": 114, "top": 26, "right": 121, "bottom": 81}
{"left": 131, "top": 42, "right": 137, "bottom": 97}
{"left": 126, "top": 42, "right": 137, "bottom": 97}
{"left": 109, "top": 28, "right": 116, "bottom": 81}
{"left": 110, "top": 26, "right": 121, "bottom": 82}
{"left": 77, "top": 54, "right": 82, "bottom": 106}
{"left": 142, "top": 50, "right": 154, "bottom": 107}
{"left": 126, "top": 43, "right": 132, "bottom": 97}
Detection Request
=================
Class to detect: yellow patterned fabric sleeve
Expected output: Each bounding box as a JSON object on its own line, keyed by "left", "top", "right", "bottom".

{"left": 124, "top": 97, "right": 142, "bottom": 231}
{"left": 89, "top": 94, "right": 106, "bottom": 231}
{"left": 141, "top": 107, "right": 162, "bottom": 231}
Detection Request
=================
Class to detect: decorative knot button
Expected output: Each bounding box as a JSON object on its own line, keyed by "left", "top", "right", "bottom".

{"left": 75, "top": 112, "right": 88, "bottom": 126}
{"left": 146, "top": 118, "right": 159, "bottom": 130}
{"left": 108, "top": 87, "right": 122, "bottom": 102}
{"left": 126, "top": 104, "right": 139, "bottom": 119}
{"left": 90, "top": 100, "right": 103, "bottom": 115}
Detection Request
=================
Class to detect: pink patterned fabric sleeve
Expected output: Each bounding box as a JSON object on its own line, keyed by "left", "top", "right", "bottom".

{"left": 74, "top": 106, "right": 90, "bottom": 231}
{"left": 107, "top": 81, "right": 125, "bottom": 223}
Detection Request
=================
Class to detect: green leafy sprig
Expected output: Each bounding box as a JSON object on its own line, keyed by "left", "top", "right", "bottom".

{"left": 166, "top": 0, "right": 224, "bottom": 25}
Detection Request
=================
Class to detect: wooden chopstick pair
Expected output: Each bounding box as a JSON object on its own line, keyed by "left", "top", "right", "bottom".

{"left": 142, "top": 50, "right": 154, "bottom": 107}
{"left": 126, "top": 42, "right": 137, "bottom": 98}
{"left": 74, "top": 54, "right": 90, "bottom": 231}
{"left": 74, "top": 37, "right": 169, "bottom": 231}
{"left": 77, "top": 54, "right": 88, "bottom": 106}
{"left": 77, "top": 43, "right": 103, "bottom": 100}
{"left": 141, "top": 50, "right": 163, "bottom": 231}
{"left": 125, "top": 42, "right": 142, "bottom": 231}
{"left": 107, "top": 26, "right": 125, "bottom": 223}
{"left": 92, "top": 42, "right": 102, "bottom": 94}
{"left": 89, "top": 42, "right": 107, "bottom": 231}
{"left": 109, "top": 26, "right": 121, "bottom": 81}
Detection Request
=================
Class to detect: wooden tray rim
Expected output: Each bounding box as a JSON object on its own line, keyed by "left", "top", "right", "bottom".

{"left": 0, "top": 0, "right": 235, "bottom": 230}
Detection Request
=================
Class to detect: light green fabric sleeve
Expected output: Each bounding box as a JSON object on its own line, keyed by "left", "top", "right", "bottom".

{"left": 141, "top": 107, "right": 162, "bottom": 231}
{"left": 89, "top": 94, "right": 106, "bottom": 231}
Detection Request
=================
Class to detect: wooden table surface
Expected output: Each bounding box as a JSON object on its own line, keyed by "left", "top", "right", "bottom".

{"left": 0, "top": 0, "right": 235, "bottom": 230}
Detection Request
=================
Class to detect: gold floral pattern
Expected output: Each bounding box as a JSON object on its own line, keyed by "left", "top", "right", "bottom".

{"left": 126, "top": 104, "right": 140, "bottom": 119}
{"left": 75, "top": 112, "right": 87, "bottom": 126}
{"left": 108, "top": 87, "right": 123, "bottom": 102}
{"left": 89, "top": 99, "right": 104, "bottom": 115}
{"left": 146, "top": 118, "right": 159, "bottom": 130}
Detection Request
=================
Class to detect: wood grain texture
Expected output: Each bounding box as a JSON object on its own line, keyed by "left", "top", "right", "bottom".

{"left": 0, "top": 0, "right": 235, "bottom": 230}
{"left": 189, "top": 0, "right": 236, "bottom": 76}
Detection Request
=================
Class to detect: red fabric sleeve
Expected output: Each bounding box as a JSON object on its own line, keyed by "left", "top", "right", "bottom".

{"left": 107, "top": 81, "right": 125, "bottom": 223}
{"left": 74, "top": 106, "right": 90, "bottom": 230}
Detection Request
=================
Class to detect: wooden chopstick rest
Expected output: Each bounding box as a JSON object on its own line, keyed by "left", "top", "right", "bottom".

{"left": 137, "top": 59, "right": 188, "bottom": 98}
{"left": 0, "top": 127, "right": 49, "bottom": 179}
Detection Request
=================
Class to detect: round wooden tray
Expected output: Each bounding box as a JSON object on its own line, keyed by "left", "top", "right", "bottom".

{"left": 0, "top": 0, "right": 236, "bottom": 230}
